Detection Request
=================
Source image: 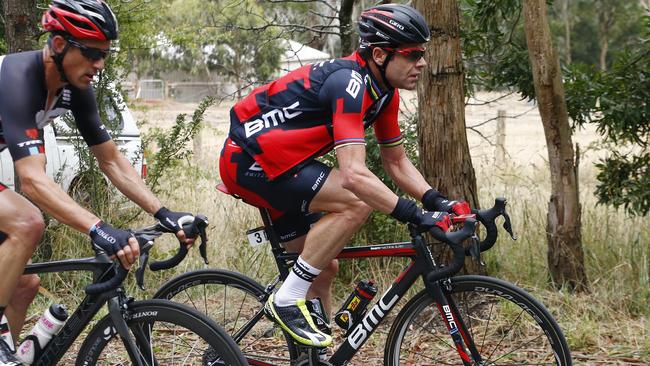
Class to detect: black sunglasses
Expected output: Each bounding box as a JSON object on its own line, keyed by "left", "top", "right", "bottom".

{"left": 66, "top": 38, "right": 112, "bottom": 61}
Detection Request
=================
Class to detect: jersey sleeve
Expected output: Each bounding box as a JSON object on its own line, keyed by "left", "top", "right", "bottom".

{"left": 0, "top": 64, "right": 46, "bottom": 161}
{"left": 373, "top": 89, "right": 403, "bottom": 148}
{"left": 318, "top": 68, "right": 366, "bottom": 149}
{"left": 70, "top": 87, "right": 111, "bottom": 147}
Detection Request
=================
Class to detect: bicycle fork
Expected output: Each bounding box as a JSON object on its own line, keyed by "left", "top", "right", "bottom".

{"left": 108, "top": 296, "right": 152, "bottom": 366}
{"left": 425, "top": 279, "right": 485, "bottom": 366}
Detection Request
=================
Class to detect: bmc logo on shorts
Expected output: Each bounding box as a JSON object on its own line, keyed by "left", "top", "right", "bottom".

{"left": 244, "top": 101, "right": 302, "bottom": 138}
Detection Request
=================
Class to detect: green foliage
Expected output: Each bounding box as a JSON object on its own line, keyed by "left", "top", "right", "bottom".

{"left": 144, "top": 96, "right": 214, "bottom": 195}
{"left": 461, "top": 0, "right": 535, "bottom": 99}
{"left": 563, "top": 16, "right": 650, "bottom": 215}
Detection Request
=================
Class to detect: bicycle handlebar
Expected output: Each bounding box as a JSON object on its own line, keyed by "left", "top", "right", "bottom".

{"left": 471, "top": 197, "right": 516, "bottom": 253}
{"left": 84, "top": 214, "right": 210, "bottom": 295}
{"left": 423, "top": 197, "right": 516, "bottom": 284}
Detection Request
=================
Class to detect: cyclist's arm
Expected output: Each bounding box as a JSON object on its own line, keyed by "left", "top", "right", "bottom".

{"left": 90, "top": 140, "right": 161, "bottom": 214}
{"left": 336, "top": 144, "right": 399, "bottom": 213}
{"left": 380, "top": 144, "right": 431, "bottom": 201}
{"left": 15, "top": 154, "right": 100, "bottom": 232}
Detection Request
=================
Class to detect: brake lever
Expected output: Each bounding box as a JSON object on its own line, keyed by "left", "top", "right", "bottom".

{"left": 135, "top": 239, "right": 154, "bottom": 290}
{"left": 468, "top": 234, "right": 484, "bottom": 266}
{"left": 502, "top": 211, "right": 517, "bottom": 241}
{"left": 194, "top": 214, "right": 209, "bottom": 265}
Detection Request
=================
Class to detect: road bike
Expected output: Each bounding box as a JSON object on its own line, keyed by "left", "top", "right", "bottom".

{"left": 21, "top": 215, "right": 247, "bottom": 365}
{"left": 155, "top": 186, "right": 572, "bottom": 365}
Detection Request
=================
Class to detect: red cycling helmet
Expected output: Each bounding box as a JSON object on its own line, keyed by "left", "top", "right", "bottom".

{"left": 42, "top": 0, "right": 118, "bottom": 41}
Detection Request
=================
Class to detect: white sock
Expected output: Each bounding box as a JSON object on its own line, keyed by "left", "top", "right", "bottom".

{"left": 274, "top": 256, "right": 321, "bottom": 307}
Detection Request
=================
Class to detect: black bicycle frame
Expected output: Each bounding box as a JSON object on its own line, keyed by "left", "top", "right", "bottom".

{"left": 23, "top": 258, "right": 142, "bottom": 366}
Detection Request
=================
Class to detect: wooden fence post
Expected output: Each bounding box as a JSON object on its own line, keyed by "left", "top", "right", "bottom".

{"left": 495, "top": 110, "right": 506, "bottom": 165}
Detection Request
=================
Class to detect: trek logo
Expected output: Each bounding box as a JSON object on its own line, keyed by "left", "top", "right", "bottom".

{"left": 442, "top": 305, "right": 458, "bottom": 332}
{"left": 311, "top": 171, "right": 325, "bottom": 191}
{"left": 348, "top": 291, "right": 399, "bottom": 349}
{"left": 244, "top": 101, "right": 302, "bottom": 137}
{"left": 17, "top": 139, "right": 43, "bottom": 148}
{"left": 346, "top": 70, "right": 363, "bottom": 99}
{"left": 389, "top": 19, "right": 405, "bottom": 30}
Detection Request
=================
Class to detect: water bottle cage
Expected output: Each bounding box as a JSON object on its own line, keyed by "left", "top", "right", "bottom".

{"left": 19, "top": 334, "right": 43, "bottom": 362}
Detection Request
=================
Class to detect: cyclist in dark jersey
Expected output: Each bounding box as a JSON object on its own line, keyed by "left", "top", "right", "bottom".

{"left": 220, "top": 4, "right": 471, "bottom": 348}
{"left": 0, "top": 2, "right": 194, "bottom": 363}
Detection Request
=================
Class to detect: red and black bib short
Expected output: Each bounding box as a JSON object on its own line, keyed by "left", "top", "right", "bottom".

{"left": 219, "top": 138, "right": 329, "bottom": 242}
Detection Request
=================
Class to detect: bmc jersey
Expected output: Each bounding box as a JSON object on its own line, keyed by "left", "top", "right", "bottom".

{"left": 0, "top": 50, "right": 110, "bottom": 162}
{"left": 228, "top": 52, "right": 403, "bottom": 180}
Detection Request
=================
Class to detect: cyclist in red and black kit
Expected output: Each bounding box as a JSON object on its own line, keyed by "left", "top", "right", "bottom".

{"left": 0, "top": 1, "right": 195, "bottom": 363}
{"left": 220, "top": 4, "right": 471, "bottom": 348}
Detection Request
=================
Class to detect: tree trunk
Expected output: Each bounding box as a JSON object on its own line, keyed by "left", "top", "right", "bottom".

{"left": 413, "top": 0, "right": 478, "bottom": 206}
{"left": 3, "top": 0, "right": 39, "bottom": 53}
{"left": 413, "top": 0, "right": 481, "bottom": 274}
{"left": 339, "top": 0, "right": 356, "bottom": 57}
{"left": 522, "top": 0, "right": 588, "bottom": 291}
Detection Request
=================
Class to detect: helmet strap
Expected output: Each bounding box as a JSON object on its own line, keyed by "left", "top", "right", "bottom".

{"left": 374, "top": 50, "right": 394, "bottom": 90}
{"left": 48, "top": 36, "right": 70, "bottom": 83}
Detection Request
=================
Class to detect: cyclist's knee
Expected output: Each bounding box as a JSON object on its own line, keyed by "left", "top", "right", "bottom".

{"left": 11, "top": 275, "right": 40, "bottom": 306}
{"left": 11, "top": 208, "right": 44, "bottom": 252}
{"left": 340, "top": 199, "right": 372, "bottom": 226}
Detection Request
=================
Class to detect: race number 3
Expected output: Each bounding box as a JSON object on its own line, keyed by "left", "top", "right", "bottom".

{"left": 246, "top": 227, "right": 269, "bottom": 247}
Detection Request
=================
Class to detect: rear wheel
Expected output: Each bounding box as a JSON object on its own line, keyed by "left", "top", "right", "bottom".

{"left": 154, "top": 269, "right": 297, "bottom": 365}
{"left": 385, "top": 275, "right": 572, "bottom": 365}
{"left": 76, "top": 299, "right": 247, "bottom": 365}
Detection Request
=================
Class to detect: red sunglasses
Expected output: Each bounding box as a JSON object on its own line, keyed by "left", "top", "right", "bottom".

{"left": 386, "top": 46, "right": 426, "bottom": 62}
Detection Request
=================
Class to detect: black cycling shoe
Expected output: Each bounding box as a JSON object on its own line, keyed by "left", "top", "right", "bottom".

{"left": 0, "top": 338, "right": 20, "bottom": 366}
{"left": 264, "top": 294, "right": 332, "bottom": 347}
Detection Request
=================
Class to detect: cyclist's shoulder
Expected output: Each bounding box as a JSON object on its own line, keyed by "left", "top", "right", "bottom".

{"left": 0, "top": 50, "right": 43, "bottom": 79}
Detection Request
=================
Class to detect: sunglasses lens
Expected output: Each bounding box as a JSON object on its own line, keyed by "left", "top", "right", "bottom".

{"left": 82, "top": 47, "right": 109, "bottom": 61}
{"left": 406, "top": 50, "right": 424, "bottom": 62}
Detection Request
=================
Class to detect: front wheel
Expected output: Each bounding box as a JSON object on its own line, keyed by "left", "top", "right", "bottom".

{"left": 76, "top": 299, "right": 247, "bottom": 365}
{"left": 154, "top": 269, "right": 297, "bottom": 365}
{"left": 385, "top": 275, "right": 572, "bottom": 365}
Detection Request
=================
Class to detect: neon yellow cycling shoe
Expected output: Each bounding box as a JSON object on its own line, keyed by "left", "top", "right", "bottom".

{"left": 263, "top": 293, "right": 332, "bottom": 347}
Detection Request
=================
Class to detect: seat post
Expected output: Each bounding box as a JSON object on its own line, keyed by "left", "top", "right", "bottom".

{"left": 258, "top": 207, "right": 292, "bottom": 279}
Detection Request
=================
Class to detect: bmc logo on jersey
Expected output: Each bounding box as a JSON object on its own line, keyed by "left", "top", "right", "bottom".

{"left": 244, "top": 101, "right": 303, "bottom": 138}
{"left": 346, "top": 70, "right": 363, "bottom": 99}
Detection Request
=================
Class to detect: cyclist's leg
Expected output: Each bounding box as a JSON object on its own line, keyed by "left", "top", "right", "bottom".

{"left": 277, "top": 221, "right": 339, "bottom": 315}
{"left": 4, "top": 274, "right": 40, "bottom": 340}
{"left": 0, "top": 186, "right": 44, "bottom": 347}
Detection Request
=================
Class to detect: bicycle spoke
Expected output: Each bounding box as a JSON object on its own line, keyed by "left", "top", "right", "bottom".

{"left": 484, "top": 307, "right": 527, "bottom": 363}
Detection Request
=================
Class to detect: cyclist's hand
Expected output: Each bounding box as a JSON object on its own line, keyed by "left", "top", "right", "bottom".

{"left": 422, "top": 189, "right": 471, "bottom": 216}
{"left": 154, "top": 207, "right": 196, "bottom": 247}
{"left": 445, "top": 200, "right": 471, "bottom": 216}
{"left": 391, "top": 197, "right": 451, "bottom": 232}
{"left": 415, "top": 210, "right": 452, "bottom": 233}
{"left": 89, "top": 221, "right": 140, "bottom": 269}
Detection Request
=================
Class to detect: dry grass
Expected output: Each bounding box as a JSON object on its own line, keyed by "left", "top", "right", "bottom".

{"left": 28, "top": 94, "right": 648, "bottom": 364}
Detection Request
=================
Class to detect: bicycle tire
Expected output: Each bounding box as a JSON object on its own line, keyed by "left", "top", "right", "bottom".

{"left": 76, "top": 299, "right": 247, "bottom": 366}
{"left": 154, "top": 269, "right": 297, "bottom": 365}
{"left": 385, "top": 275, "right": 572, "bottom": 366}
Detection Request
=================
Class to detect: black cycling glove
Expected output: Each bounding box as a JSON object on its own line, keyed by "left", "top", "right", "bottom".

{"left": 89, "top": 221, "right": 133, "bottom": 255}
{"left": 154, "top": 207, "right": 194, "bottom": 233}
{"left": 422, "top": 188, "right": 471, "bottom": 216}
{"left": 391, "top": 197, "right": 451, "bottom": 232}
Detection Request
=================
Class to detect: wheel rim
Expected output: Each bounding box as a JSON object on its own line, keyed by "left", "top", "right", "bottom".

{"left": 393, "top": 287, "right": 563, "bottom": 365}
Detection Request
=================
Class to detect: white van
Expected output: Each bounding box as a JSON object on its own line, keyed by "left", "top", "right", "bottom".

{"left": 0, "top": 90, "right": 146, "bottom": 196}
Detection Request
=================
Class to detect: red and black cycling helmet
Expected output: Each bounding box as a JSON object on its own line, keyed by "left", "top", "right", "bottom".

{"left": 358, "top": 4, "right": 430, "bottom": 47}
{"left": 42, "top": 0, "right": 118, "bottom": 41}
